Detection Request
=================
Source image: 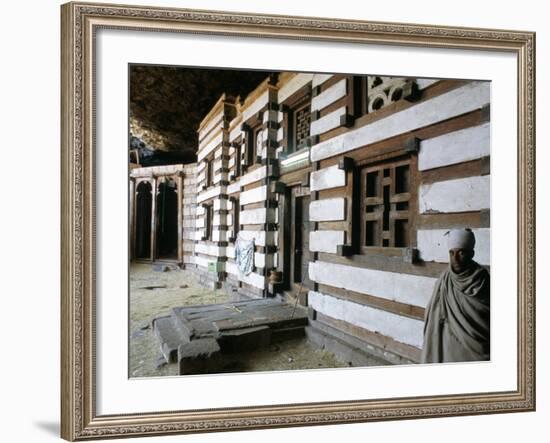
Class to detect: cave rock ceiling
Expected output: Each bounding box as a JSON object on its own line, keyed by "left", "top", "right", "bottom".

{"left": 130, "top": 65, "right": 275, "bottom": 165}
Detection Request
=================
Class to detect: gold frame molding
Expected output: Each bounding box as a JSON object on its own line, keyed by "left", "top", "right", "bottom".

{"left": 60, "top": 1, "right": 536, "bottom": 440}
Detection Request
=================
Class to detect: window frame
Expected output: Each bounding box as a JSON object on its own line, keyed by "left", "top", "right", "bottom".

{"left": 242, "top": 115, "right": 263, "bottom": 169}
{"left": 288, "top": 98, "right": 311, "bottom": 153}
{"left": 233, "top": 141, "right": 242, "bottom": 179}
{"left": 251, "top": 123, "right": 263, "bottom": 164}
{"left": 202, "top": 203, "right": 214, "bottom": 241}
{"left": 354, "top": 152, "right": 418, "bottom": 258}
{"left": 205, "top": 155, "right": 215, "bottom": 188}
{"left": 229, "top": 196, "right": 240, "bottom": 242}
{"left": 360, "top": 158, "right": 411, "bottom": 252}
{"left": 281, "top": 83, "right": 312, "bottom": 155}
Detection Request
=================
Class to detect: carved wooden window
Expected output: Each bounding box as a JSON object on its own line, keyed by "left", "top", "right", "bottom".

{"left": 282, "top": 85, "right": 312, "bottom": 154}
{"left": 353, "top": 76, "right": 418, "bottom": 118}
{"left": 359, "top": 157, "right": 413, "bottom": 251}
{"left": 291, "top": 101, "right": 311, "bottom": 151}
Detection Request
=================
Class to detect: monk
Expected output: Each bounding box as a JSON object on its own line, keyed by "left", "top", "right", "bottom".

{"left": 421, "top": 228, "right": 490, "bottom": 363}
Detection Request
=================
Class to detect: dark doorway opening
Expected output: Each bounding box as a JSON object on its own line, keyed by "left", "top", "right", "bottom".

{"left": 280, "top": 186, "right": 312, "bottom": 304}
{"left": 135, "top": 181, "right": 152, "bottom": 259}
{"left": 156, "top": 180, "right": 178, "bottom": 260}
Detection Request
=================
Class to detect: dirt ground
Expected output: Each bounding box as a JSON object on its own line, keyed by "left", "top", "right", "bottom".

{"left": 129, "top": 263, "right": 349, "bottom": 377}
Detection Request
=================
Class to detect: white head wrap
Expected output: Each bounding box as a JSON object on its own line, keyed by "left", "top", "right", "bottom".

{"left": 446, "top": 228, "right": 476, "bottom": 251}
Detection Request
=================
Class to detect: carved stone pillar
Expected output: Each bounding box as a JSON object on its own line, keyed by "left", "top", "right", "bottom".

{"left": 150, "top": 176, "right": 158, "bottom": 262}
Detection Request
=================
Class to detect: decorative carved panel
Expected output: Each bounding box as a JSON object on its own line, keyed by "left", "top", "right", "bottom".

{"left": 367, "top": 76, "right": 418, "bottom": 113}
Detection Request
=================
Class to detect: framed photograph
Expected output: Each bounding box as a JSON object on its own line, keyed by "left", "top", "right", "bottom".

{"left": 61, "top": 1, "right": 535, "bottom": 440}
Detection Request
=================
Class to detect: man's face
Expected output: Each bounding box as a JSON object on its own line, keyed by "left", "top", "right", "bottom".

{"left": 449, "top": 248, "right": 474, "bottom": 273}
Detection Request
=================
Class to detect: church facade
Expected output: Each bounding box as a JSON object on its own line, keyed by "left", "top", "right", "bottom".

{"left": 130, "top": 72, "right": 491, "bottom": 364}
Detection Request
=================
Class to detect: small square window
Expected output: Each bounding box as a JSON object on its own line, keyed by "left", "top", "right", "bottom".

{"left": 360, "top": 158, "right": 413, "bottom": 251}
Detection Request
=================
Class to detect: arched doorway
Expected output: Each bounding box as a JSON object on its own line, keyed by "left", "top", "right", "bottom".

{"left": 155, "top": 179, "right": 178, "bottom": 260}
{"left": 135, "top": 181, "right": 152, "bottom": 259}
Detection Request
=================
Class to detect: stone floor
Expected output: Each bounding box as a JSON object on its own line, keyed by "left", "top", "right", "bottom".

{"left": 129, "top": 263, "right": 349, "bottom": 377}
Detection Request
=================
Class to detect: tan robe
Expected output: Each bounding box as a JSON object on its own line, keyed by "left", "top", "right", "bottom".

{"left": 421, "top": 262, "right": 490, "bottom": 363}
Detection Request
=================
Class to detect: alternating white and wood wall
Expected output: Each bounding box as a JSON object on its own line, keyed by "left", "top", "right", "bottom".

{"left": 223, "top": 79, "right": 280, "bottom": 298}
{"left": 303, "top": 78, "right": 490, "bottom": 363}
{"left": 188, "top": 74, "right": 491, "bottom": 365}
{"left": 193, "top": 95, "right": 236, "bottom": 288}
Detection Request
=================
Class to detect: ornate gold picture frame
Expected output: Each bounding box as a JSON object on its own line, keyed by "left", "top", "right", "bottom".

{"left": 61, "top": 1, "right": 535, "bottom": 440}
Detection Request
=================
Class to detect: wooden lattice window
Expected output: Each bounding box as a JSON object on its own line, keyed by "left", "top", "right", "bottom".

{"left": 281, "top": 83, "right": 312, "bottom": 154}
{"left": 292, "top": 102, "right": 311, "bottom": 150}
{"left": 360, "top": 158, "right": 413, "bottom": 251}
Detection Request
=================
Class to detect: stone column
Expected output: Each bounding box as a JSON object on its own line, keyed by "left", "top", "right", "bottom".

{"left": 129, "top": 177, "right": 136, "bottom": 260}
{"left": 150, "top": 176, "right": 158, "bottom": 262}
{"left": 177, "top": 172, "right": 184, "bottom": 266}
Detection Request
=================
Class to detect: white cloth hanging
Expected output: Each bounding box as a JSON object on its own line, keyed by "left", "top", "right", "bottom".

{"left": 235, "top": 233, "right": 255, "bottom": 276}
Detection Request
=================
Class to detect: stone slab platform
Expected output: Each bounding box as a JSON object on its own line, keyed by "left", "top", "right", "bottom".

{"left": 152, "top": 299, "right": 309, "bottom": 374}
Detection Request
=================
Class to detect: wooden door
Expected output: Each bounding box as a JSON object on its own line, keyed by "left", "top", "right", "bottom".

{"left": 293, "top": 195, "right": 311, "bottom": 286}
{"left": 278, "top": 185, "right": 312, "bottom": 303}
{"left": 290, "top": 192, "right": 312, "bottom": 302}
